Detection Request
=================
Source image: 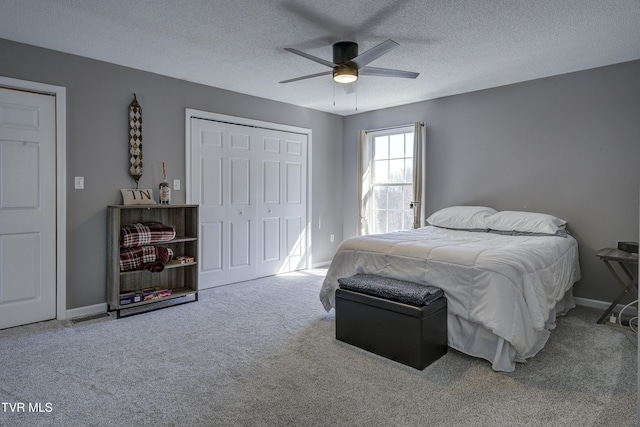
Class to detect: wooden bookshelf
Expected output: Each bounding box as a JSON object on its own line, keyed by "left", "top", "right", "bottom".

{"left": 107, "top": 205, "right": 199, "bottom": 318}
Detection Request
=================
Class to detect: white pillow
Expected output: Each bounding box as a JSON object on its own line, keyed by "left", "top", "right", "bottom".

{"left": 485, "top": 211, "right": 566, "bottom": 235}
{"left": 426, "top": 206, "right": 497, "bottom": 230}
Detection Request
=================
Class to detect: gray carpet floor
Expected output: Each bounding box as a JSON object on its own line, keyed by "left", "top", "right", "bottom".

{"left": 0, "top": 269, "right": 637, "bottom": 427}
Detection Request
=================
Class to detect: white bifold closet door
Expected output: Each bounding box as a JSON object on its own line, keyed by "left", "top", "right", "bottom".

{"left": 256, "top": 128, "right": 307, "bottom": 278}
{"left": 189, "top": 118, "right": 307, "bottom": 289}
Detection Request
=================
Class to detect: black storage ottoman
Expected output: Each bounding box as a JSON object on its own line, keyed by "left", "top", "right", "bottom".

{"left": 335, "top": 274, "right": 447, "bottom": 370}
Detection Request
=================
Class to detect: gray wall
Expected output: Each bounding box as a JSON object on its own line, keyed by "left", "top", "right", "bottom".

{"left": 1, "top": 36, "right": 637, "bottom": 309}
{"left": 343, "top": 60, "right": 640, "bottom": 304}
{"left": 0, "top": 39, "right": 344, "bottom": 310}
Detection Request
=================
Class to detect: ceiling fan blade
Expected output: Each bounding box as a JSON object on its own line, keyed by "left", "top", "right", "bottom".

{"left": 356, "top": 0, "right": 409, "bottom": 32}
{"left": 359, "top": 66, "right": 419, "bottom": 79}
{"left": 350, "top": 39, "right": 399, "bottom": 68}
{"left": 284, "top": 47, "right": 336, "bottom": 68}
{"left": 279, "top": 70, "right": 333, "bottom": 84}
{"left": 280, "top": 1, "right": 353, "bottom": 40}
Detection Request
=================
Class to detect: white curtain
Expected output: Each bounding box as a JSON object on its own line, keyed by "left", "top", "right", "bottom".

{"left": 357, "top": 130, "right": 372, "bottom": 236}
{"left": 412, "top": 122, "right": 425, "bottom": 228}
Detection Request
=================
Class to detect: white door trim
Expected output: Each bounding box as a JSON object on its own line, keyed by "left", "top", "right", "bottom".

{"left": 0, "top": 76, "right": 67, "bottom": 320}
{"left": 185, "top": 109, "right": 313, "bottom": 269}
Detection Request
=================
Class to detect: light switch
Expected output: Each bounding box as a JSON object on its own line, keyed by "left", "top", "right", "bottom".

{"left": 173, "top": 179, "right": 181, "bottom": 191}
{"left": 74, "top": 176, "right": 84, "bottom": 190}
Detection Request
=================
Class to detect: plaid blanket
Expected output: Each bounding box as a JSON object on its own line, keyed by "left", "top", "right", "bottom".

{"left": 120, "top": 222, "right": 176, "bottom": 248}
{"left": 120, "top": 246, "right": 174, "bottom": 272}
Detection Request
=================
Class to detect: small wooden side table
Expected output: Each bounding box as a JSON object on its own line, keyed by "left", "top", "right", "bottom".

{"left": 595, "top": 248, "right": 638, "bottom": 324}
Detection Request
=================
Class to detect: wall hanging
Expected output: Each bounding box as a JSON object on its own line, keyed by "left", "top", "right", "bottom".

{"left": 129, "top": 94, "right": 143, "bottom": 187}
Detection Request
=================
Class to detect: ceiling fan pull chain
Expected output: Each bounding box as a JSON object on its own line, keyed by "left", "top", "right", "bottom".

{"left": 333, "top": 81, "right": 336, "bottom": 106}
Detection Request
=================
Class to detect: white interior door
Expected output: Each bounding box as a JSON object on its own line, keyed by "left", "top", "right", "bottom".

{"left": 189, "top": 114, "right": 308, "bottom": 288}
{"left": 0, "top": 87, "right": 57, "bottom": 329}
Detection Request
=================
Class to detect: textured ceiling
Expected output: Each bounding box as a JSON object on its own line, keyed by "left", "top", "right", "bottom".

{"left": 1, "top": 0, "right": 639, "bottom": 116}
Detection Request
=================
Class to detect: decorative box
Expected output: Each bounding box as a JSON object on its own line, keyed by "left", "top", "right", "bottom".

{"left": 140, "top": 288, "right": 158, "bottom": 301}
{"left": 168, "top": 255, "right": 195, "bottom": 265}
{"left": 156, "top": 289, "right": 172, "bottom": 298}
{"left": 119, "top": 292, "right": 142, "bottom": 306}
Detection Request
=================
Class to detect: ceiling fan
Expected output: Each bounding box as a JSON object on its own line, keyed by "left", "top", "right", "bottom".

{"left": 279, "top": 39, "right": 419, "bottom": 86}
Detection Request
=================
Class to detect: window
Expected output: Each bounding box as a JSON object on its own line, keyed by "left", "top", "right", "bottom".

{"left": 370, "top": 128, "right": 414, "bottom": 234}
{"left": 358, "top": 122, "right": 424, "bottom": 236}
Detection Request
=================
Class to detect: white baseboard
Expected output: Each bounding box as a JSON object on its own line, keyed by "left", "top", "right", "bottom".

{"left": 66, "top": 294, "right": 636, "bottom": 321}
{"left": 574, "top": 296, "right": 638, "bottom": 317}
{"left": 66, "top": 303, "right": 108, "bottom": 320}
{"left": 311, "top": 260, "right": 331, "bottom": 269}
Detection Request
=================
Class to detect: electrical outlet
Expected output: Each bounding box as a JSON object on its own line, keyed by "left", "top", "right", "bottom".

{"left": 173, "top": 179, "right": 180, "bottom": 191}
{"left": 330, "top": 234, "right": 335, "bottom": 243}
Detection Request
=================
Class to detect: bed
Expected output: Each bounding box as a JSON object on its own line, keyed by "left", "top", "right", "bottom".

{"left": 320, "top": 206, "right": 581, "bottom": 372}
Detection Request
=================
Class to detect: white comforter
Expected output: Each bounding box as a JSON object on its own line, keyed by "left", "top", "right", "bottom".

{"left": 320, "top": 226, "right": 581, "bottom": 363}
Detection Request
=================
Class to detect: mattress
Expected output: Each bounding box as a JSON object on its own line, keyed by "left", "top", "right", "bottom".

{"left": 320, "top": 226, "right": 581, "bottom": 371}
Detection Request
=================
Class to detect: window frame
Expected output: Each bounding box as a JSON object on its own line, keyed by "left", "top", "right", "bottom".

{"left": 368, "top": 126, "right": 415, "bottom": 234}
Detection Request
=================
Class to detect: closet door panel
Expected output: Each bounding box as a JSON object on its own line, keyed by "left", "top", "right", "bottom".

{"left": 262, "top": 160, "right": 280, "bottom": 204}
{"left": 201, "top": 221, "right": 223, "bottom": 273}
{"left": 284, "top": 215, "right": 304, "bottom": 271}
{"left": 260, "top": 158, "right": 282, "bottom": 269}
{"left": 261, "top": 217, "right": 280, "bottom": 263}
{"left": 225, "top": 124, "right": 256, "bottom": 283}
{"left": 201, "top": 156, "right": 223, "bottom": 207}
{"left": 285, "top": 162, "right": 302, "bottom": 204}
{"left": 229, "top": 157, "right": 250, "bottom": 206}
{"left": 282, "top": 132, "right": 307, "bottom": 271}
{"left": 190, "top": 117, "right": 306, "bottom": 285}
{"left": 229, "top": 220, "right": 250, "bottom": 267}
{"left": 191, "top": 120, "right": 227, "bottom": 288}
{"left": 256, "top": 131, "right": 282, "bottom": 276}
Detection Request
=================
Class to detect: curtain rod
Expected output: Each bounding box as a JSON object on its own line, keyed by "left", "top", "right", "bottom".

{"left": 365, "top": 122, "right": 424, "bottom": 134}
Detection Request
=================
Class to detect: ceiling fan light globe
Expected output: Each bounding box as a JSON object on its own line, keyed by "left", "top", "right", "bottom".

{"left": 333, "top": 67, "right": 358, "bottom": 84}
